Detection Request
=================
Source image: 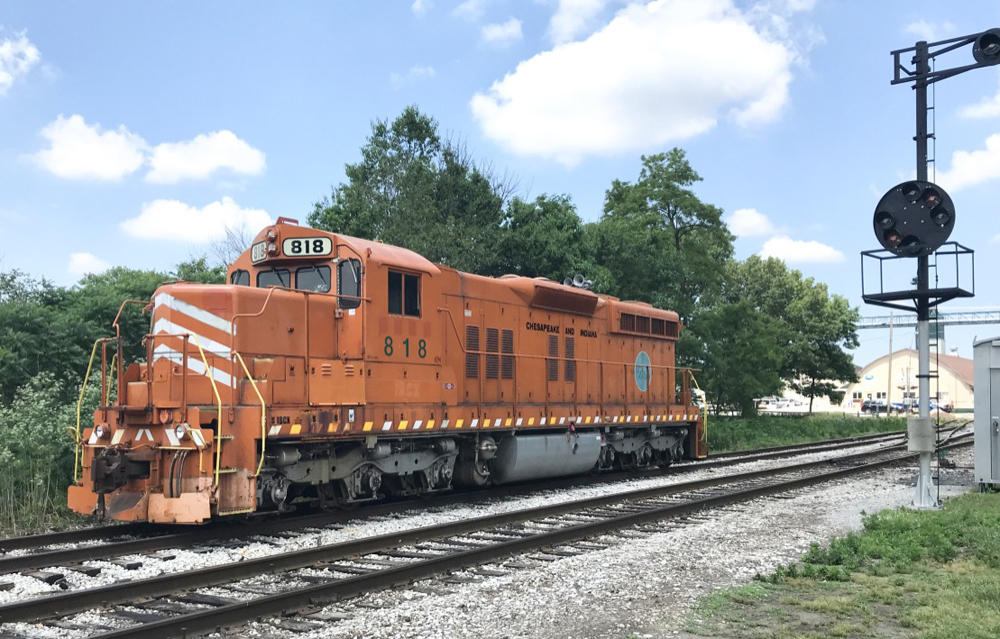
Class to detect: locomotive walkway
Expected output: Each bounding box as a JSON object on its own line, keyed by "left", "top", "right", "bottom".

{"left": 0, "top": 429, "right": 970, "bottom": 638}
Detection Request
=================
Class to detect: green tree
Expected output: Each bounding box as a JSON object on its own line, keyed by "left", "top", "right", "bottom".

{"left": 692, "top": 301, "right": 788, "bottom": 416}
{"left": 500, "top": 194, "right": 589, "bottom": 280}
{"left": 0, "top": 271, "right": 89, "bottom": 403}
{"left": 66, "top": 267, "right": 169, "bottom": 369}
{"left": 716, "top": 256, "right": 860, "bottom": 412}
{"left": 174, "top": 256, "right": 226, "bottom": 284}
{"left": 594, "top": 149, "right": 734, "bottom": 323}
{"left": 309, "top": 107, "right": 512, "bottom": 275}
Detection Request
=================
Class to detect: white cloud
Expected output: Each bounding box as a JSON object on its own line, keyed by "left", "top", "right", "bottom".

{"left": 0, "top": 30, "right": 40, "bottom": 96}
{"left": 470, "top": 0, "right": 799, "bottom": 165}
{"left": 935, "top": 133, "right": 1000, "bottom": 192}
{"left": 411, "top": 0, "right": 431, "bottom": 15}
{"left": 120, "top": 197, "right": 272, "bottom": 242}
{"left": 28, "top": 114, "right": 147, "bottom": 181}
{"left": 146, "top": 130, "right": 265, "bottom": 184}
{"left": 482, "top": 18, "right": 522, "bottom": 45}
{"left": 453, "top": 0, "right": 486, "bottom": 21}
{"left": 726, "top": 207, "right": 776, "bottom": 236}
{"left": 759, "top": 236, "right": 844, "bottom": 263}
{"left": 549, "top": 0, "right": 609, "bottom": 45}
{"left": 390, "top": 65, "right": 437, "bottom": 88}
{"left": 904, "top": 19, "right": 954, "bottom": 42}
{"left": 68, "top": 252, "right": 111, "bottom": 276}
{"left": 959, "top": 73, "right": 1000, "bottom": 119}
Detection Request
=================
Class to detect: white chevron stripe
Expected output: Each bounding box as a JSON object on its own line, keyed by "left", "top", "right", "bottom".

{"left": 155, "top": 293, "right": 234, "bottom": 335}
{"left": 152, "top": 318, "right": 230, "bottom": 355}
{"left": 153, "top": 344, "right": 233, "bottom": 387}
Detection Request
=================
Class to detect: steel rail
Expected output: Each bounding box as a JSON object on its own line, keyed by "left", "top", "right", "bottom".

{"left": 0, "top": 435, "right": 970, "bottom": 627}
{"left": 0, "top": 523, "right": 152, "bottom": 554}
{"left": 94, "top": 441, "right": 972, "bottom": 639}
{"left": 0, "top": 426, "right": 947, "bottom": 572}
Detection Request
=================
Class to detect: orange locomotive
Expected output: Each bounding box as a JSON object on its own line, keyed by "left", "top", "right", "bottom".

{"left": 69, "top": 218, "right": 705, "bottom": 524}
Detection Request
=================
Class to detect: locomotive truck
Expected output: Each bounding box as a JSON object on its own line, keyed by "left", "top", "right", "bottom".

{"left": 68, "top": 218, "right": 706, "bottom": 524}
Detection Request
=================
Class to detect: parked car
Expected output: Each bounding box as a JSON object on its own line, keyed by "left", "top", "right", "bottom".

{"left": 861, "top": 400, "right": 889, "bottom": 414}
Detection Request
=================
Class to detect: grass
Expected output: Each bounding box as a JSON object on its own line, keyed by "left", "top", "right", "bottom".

{"left": 685, "top": 492, "right": 1000, "bottom": 638}
{"left": 707, "top": 414, "right": 907, "bottom": 453}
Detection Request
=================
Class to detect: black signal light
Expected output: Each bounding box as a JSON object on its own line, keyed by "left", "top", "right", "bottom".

{"left": 873, "top": 180, "right": 955, "bottom": 257}
{"left": 974, "top": 29, "right": 1000, "bottom": 65}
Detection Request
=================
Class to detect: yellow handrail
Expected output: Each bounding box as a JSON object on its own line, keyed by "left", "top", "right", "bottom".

{"left": 689, "top": 371, "right": 708, "bottom": 447}
{"left": 73, "top": 339, "right": 102, "bottom": 484}
{"left": 108, "top": 353, "right": 117, "bottom": 400}
{"left": 234, "top": 352, "right": 267, "bottom": 477}
{"left": 190, "top": 334, "right": 225, "bottom": 487}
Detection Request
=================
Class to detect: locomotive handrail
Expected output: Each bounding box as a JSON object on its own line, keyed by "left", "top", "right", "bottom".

{"left": 111, "top": 300, "right": 147, "bottom": 406}
{"left": 689, "top": 370, "right": 708, "bottom": 446}
{"left": 234, "top": 351, "right": 267, "bottom": 477}
{"left": 190, "top": 334, "right": 225, "bottom": 487}
{"left": 73, "top": 339, "right": 102, "bottom": 484}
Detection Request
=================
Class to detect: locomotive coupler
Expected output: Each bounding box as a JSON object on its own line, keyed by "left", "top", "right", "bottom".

{"left": 90, "top": 448, "right": 152, "bottom": 495}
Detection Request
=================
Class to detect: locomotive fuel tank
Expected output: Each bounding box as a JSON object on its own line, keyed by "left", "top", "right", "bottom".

{"left": 490, "top": 432, "right": 603, "bottom": 484}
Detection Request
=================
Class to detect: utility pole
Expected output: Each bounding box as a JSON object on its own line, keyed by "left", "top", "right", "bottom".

{"left": 887, "top": 312, "right": 893, "bottom": 409}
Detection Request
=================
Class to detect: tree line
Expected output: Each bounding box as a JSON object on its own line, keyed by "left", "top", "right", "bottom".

{"left": 311, "top": 106, "right": 859, "bottom": 415}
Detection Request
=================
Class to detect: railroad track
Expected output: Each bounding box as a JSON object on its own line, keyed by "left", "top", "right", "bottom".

{"left": 0, "top": 427, "right": 931, "bottom": 578}
{"left": 0, "top": 432, "right": 971, "bottom": 638}
{"left": 0, "top": 425, "right": 957, "bottom": 577}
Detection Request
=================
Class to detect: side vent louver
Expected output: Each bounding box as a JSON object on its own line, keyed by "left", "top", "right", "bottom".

{"left": 486, "top": 327, "right": 500, "bottom": 379}
{"left": 501, "top": 329, "right": 514, "bottom": 379}
{"left": 547, "top": 334, "right": 559, "bottom": 381}
{"left": 465, "top": 325, "right": 480, "bottom": 378}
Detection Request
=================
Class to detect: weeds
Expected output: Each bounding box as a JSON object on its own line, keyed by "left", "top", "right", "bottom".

{"left": 0, "top": 373, "right": 98, "bottom": 535}
{"left": 708, "top": 414, "right": 905, "bottom": 453}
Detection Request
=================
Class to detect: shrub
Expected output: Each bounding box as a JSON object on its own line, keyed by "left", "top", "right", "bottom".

{"left": 0, "top": 373, "right": 97, "bottom": 534}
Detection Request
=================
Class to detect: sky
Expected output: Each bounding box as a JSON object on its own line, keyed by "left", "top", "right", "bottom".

{"left": 2, "top": 0, "right": 1000, "bottom": 369}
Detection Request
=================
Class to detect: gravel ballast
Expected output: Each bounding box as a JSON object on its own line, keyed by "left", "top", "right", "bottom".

{"left": 246, "top": 446, "right": 975, "bottom": 639}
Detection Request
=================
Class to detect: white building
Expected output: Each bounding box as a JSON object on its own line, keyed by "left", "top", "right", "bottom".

{"left": 843, "top": 348, "right": 973, "bottom": 412}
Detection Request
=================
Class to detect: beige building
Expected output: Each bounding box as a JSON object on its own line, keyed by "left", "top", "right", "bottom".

{"left": 843, "top": 348, "right": 973, "bottom": 412}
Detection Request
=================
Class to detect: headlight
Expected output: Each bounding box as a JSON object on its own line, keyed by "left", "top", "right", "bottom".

{"left": 94, "top": 424, "right": 107, "bottom": 439}
{"left": 175, "top": 424, "right": 188, "bottom": 440}
{"left": 158, "top": 409, "right": 173, "bottom": 424}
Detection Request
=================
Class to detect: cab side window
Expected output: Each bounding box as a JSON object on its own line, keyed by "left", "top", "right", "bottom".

{"left": 388, "top": 270, "right": 420, "bottom": 317}
{"left": 230, "top": 270, "right": 250, "bottom": 286}
{"left": 338, "top": 259, "right": 361, "bottom": 309}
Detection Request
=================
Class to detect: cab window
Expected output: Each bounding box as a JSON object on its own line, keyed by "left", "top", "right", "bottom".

{"left": 338, "top": 259, "right": 361, "bottom": 309}
{"left": 230, "top": 270, "right": 250, "bottom": 286}
{"left": 295, "top": 265, "right": 331, "bottom": 293}
{"left": 388, "top": 270, "right": 420, "bottom": 317}
{"left": 257, "top": 268, "right": 290, "bottom": 288}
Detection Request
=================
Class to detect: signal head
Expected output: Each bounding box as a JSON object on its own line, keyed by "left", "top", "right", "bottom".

{"left": 873, "top": 180, "right": 955, "bottom": 257}
{"left": 974, "top": 29, "right": 1000, "bottom": 65}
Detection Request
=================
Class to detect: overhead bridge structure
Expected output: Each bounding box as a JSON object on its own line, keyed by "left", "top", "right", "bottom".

{"left": 857, "top": 310, "right": 1000, "bottom": 330}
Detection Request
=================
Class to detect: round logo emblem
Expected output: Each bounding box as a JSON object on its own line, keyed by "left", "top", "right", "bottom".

{"left": 634, "top": 351, "right": 651, "bottom": 392}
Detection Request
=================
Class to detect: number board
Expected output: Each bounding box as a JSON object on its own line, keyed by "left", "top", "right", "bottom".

{"left": 282, "top": 237, "right": 333, "bottom": 258}
{"left": 250, "top": 241, "right": 267, "bottom": 263}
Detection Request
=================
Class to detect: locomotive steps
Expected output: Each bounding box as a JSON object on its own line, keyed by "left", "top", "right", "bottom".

{"left": 0, "top": 431, "right": 971, "bottom": 638}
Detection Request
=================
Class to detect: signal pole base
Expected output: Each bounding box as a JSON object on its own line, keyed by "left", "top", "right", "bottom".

{"left": 907, "top": 417, "right": 940, "bottom": 510}
{"left": 910, "top": 452, "right": 940, "bottom": 510}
